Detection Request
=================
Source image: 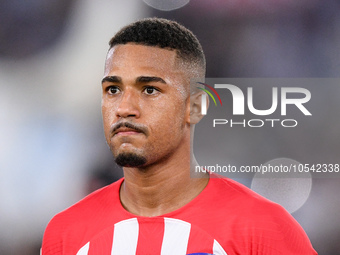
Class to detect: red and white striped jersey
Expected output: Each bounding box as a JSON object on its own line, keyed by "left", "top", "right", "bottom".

{"left": 42, "top": 175, "right": 317, "bottom": 255}
{"left": 76, "top": 217, "right": 227, "bottom": 255}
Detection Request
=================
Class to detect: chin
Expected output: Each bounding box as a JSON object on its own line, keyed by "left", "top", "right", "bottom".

{"left": 114, "top": 152, "right": 147, "bottom": 167}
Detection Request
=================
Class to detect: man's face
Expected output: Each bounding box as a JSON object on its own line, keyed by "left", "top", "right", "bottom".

{"left": 102, "top": 44, "right": 190, "bottom": 167}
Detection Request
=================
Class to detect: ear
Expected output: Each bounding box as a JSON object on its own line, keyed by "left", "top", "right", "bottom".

{"left": 186, "top": 91, "right": 209, "bottom": 124}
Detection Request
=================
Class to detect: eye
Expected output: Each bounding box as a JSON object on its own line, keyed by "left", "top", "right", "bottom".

{"left": 143, "top": 86, "right": 159, "bottom": 95}
{"left": 107, "top": 86, "right": 120, "bottom": 95}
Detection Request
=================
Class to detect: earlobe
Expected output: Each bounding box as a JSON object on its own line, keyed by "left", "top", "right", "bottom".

{"left": 187, "top": 91, "right": 209, "bottom": 124}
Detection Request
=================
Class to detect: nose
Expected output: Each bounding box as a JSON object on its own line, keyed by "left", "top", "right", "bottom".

{"left": 116, "top": 89, "right": 141, "bottom": 119}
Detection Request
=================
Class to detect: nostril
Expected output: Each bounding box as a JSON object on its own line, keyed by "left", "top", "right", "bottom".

{"left": 116, "top": 97, "right": 140, "bottom": 119}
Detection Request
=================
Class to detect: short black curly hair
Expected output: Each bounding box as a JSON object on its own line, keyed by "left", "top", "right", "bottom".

{"left": 108, "top": 18, "right": 206, "bottom": 78}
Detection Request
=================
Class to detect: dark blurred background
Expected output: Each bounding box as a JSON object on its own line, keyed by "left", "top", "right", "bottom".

{"left": 0, "top": 0, "right": 339, "bottom": 254}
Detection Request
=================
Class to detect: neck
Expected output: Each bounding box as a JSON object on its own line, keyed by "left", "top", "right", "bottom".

{"left": 119, "top": 145, "right": 208, "bottom": 217}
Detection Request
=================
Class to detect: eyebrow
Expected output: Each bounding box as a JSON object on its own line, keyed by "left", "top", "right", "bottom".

{"left": 101, "top": 76, "right": 122, "bottom": 84}
{"left": 136, "top": 76, "right": 166, "bottom": 84}
{"left": 101, "top": 76, "right": 166, "bottom": 85}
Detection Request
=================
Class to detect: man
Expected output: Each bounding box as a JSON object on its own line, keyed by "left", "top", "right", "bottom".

{"left": 42, "top": 18, "right": 317, "bottom": 254}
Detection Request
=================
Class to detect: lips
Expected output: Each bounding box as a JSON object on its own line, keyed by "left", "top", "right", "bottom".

{"left": 110, "top": 122, "right": 148, "bottom": 138}
{"left": 113, "top": 127, "right": 142, "bottom": 136}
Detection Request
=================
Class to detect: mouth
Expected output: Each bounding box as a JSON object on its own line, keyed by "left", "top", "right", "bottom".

{"left": 111, "top": 122, "right": 148, "bottom": 138}
{"left": 113, "top": 127, "right": 142, "bottom": 136}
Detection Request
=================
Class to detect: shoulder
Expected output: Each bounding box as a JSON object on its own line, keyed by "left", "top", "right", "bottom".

{"left": 54, "top": 178, "right": 122, "bottom": 221}
{"left": 208, "top": 174, "right": 299, "bottom": 228}
{"left": 207, "top": 175, "right": 317, "bottom": 254}
{"left": 208, "top": 174, "right": 276, "bottom": 209}
{"left": 42, "top": 178, "right": 124, "bottom": 255}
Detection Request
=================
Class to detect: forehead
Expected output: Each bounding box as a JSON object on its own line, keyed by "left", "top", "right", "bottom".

{"left": 104, "top": 44, "right": 181, "bottom": 77}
